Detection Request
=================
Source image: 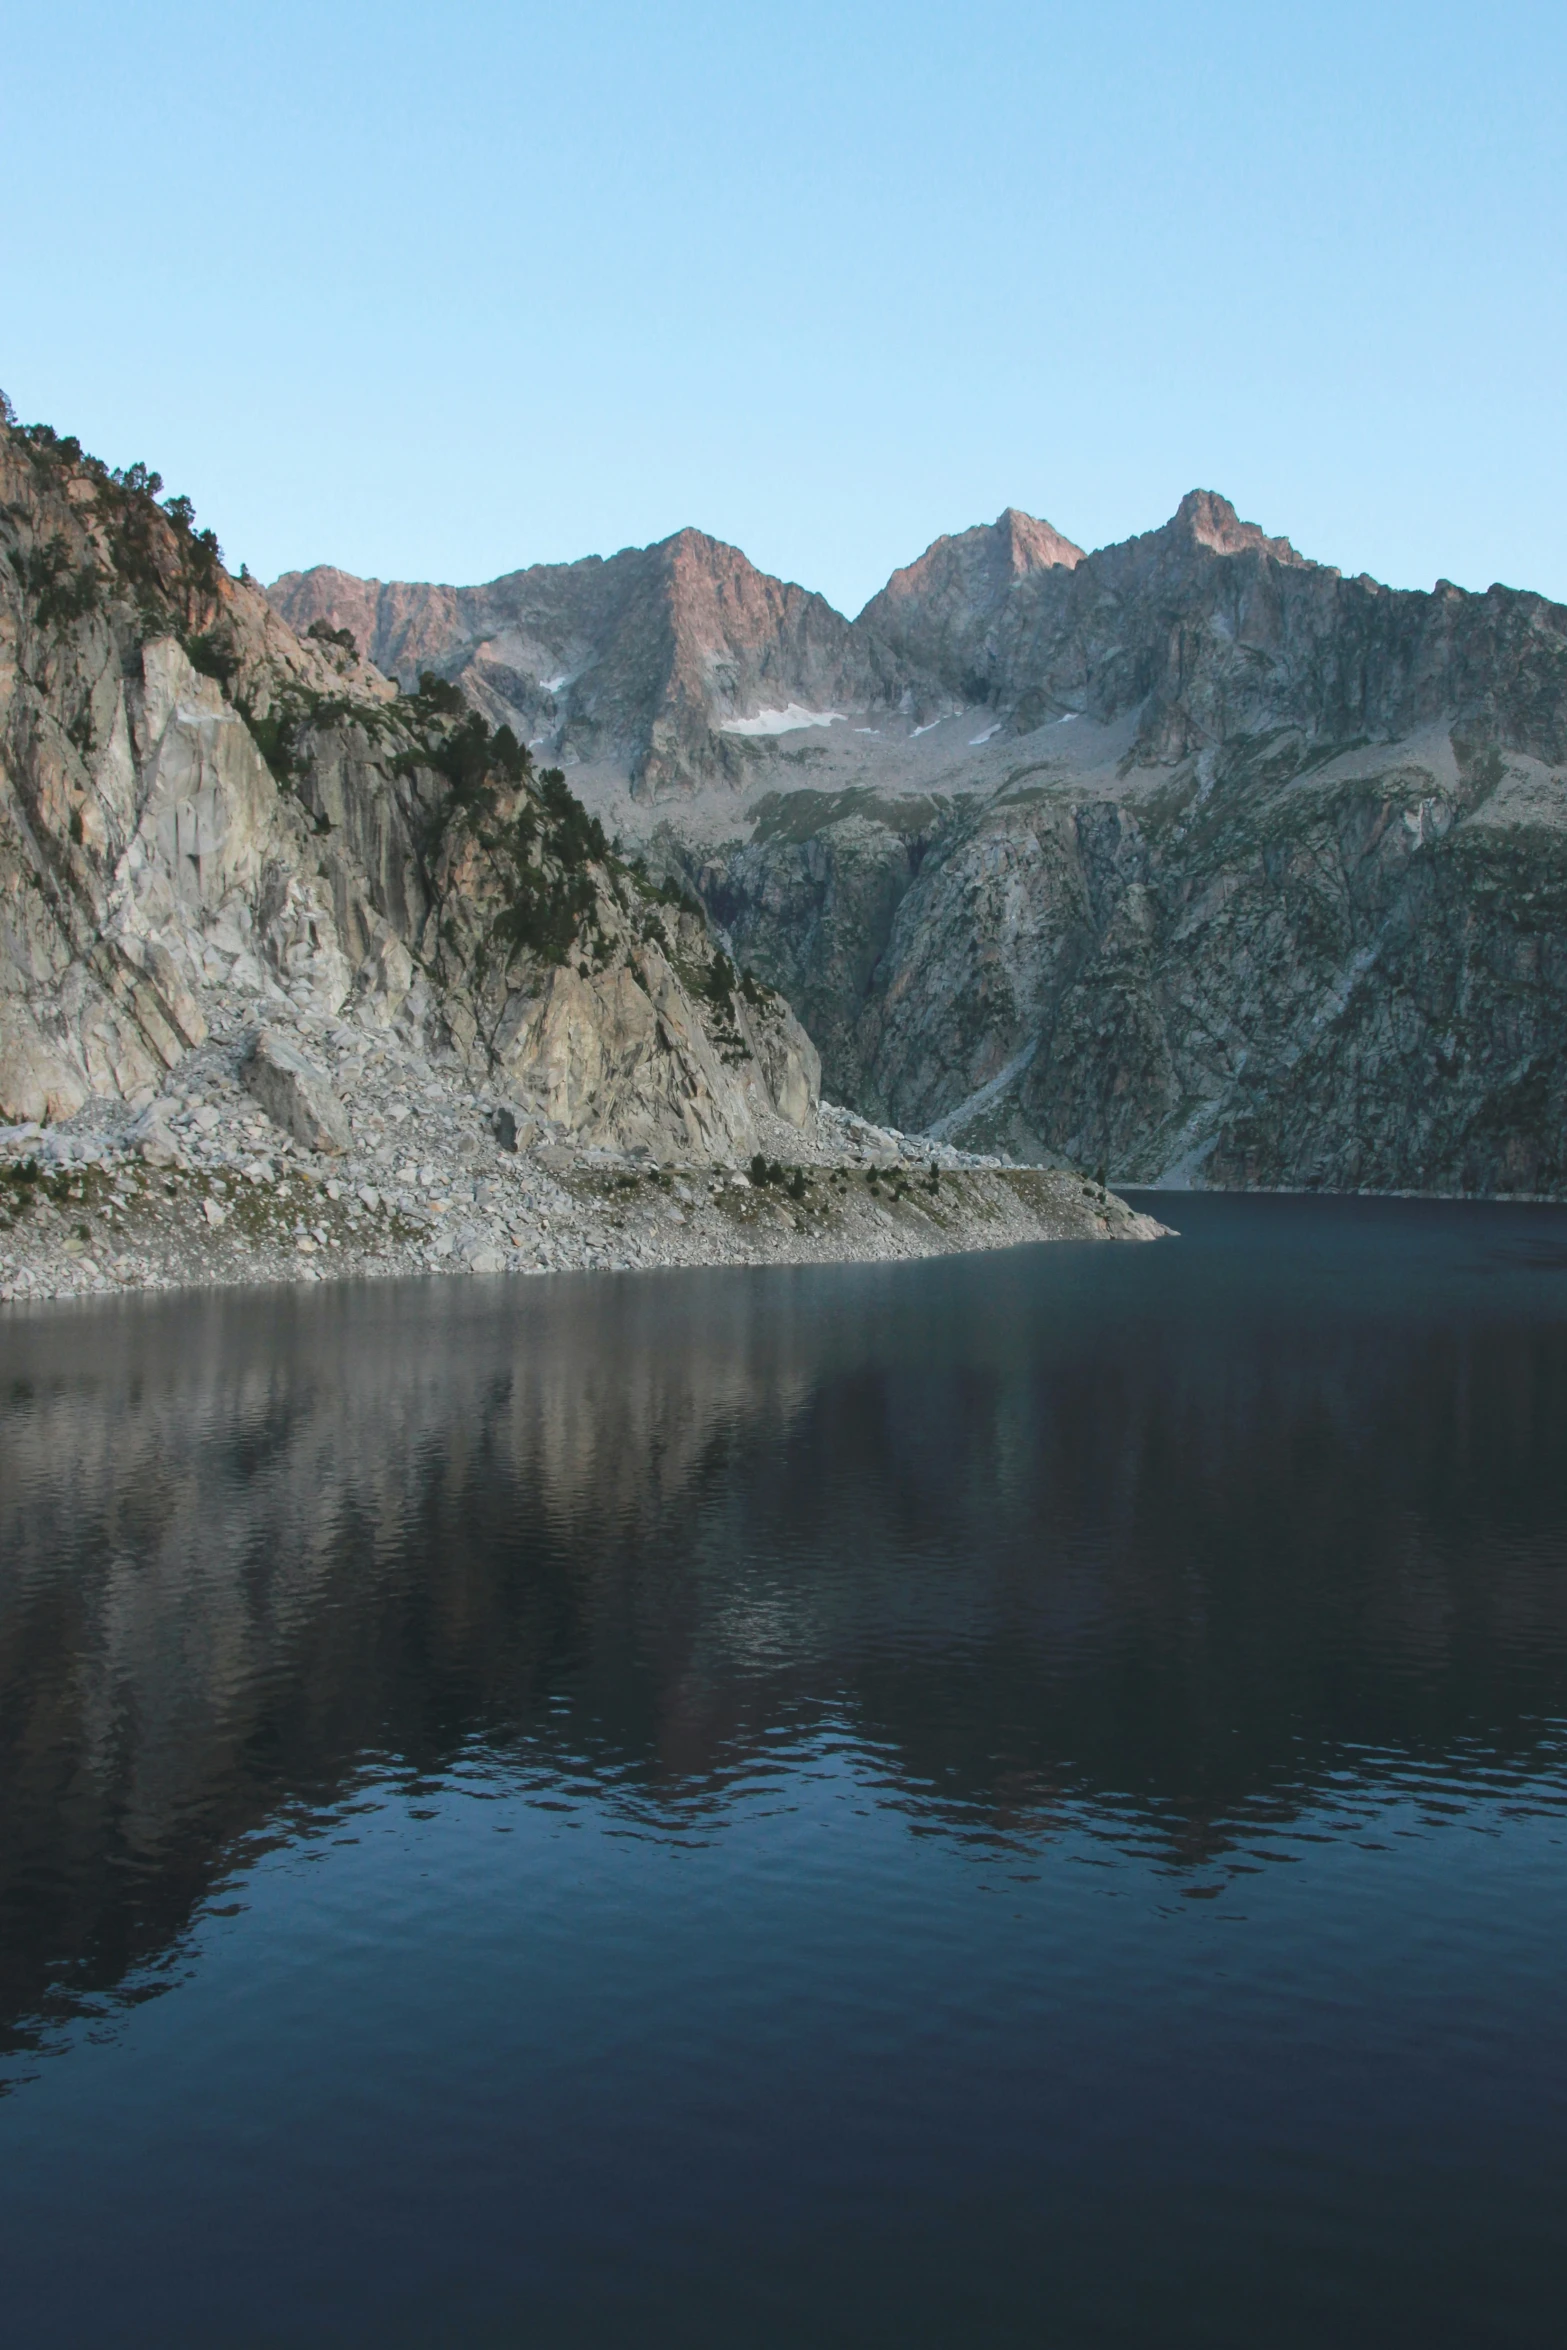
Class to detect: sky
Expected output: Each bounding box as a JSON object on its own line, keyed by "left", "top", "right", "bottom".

{"left": 3, "top": 0, "right": 1563, "bottom": 615}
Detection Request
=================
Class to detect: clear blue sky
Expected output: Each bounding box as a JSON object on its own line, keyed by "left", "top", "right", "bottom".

{"left": 4, "top": 0, "right": 1563, "bottom": 614}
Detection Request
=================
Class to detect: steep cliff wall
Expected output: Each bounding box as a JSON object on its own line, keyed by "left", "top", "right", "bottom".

{"left": 695, "top": 725, "right": 1567, "bottom": 1195}
{"left": 0, "top": 416, "right": 817, "bottom": 1156}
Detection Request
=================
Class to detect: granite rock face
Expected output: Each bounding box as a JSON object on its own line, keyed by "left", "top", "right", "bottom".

{"left": 0, "top": 417, "right": 817, "bottom": 1161}
{"left": 696, "top": 597, "right": 1567, "bottom": 1191}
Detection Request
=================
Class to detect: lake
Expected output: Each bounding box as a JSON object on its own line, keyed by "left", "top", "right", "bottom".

{"left": 2, "top": 1194, "right": 1565, "bottom": 2346}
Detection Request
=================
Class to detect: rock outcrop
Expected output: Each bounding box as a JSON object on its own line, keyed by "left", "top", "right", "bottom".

{"left": 242, "top": 1028, "right": 351, "bottom": 1153}
{"left": 0, "top": 413, "right": 817, "bottom": 1162}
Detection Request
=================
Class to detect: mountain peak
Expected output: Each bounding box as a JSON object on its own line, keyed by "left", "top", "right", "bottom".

{"left": 856, "top": 506, "right": 1084, "bottom": 682}
{"left": 1169, "top": 490, "right": 1309, "bottom": 568}
{"left": 866, "top": 508, "right": 1084, "bottom": 617}
{"left": 993, "top": 507, "right": 1087, "bottom": 578}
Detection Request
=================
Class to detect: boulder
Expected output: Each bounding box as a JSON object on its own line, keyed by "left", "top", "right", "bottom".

{"left": 242, "top": 1028, "right": 351, "bottom": 1154}
{"left": 133, "top": 1103, "right": 181, "bottom": 1167}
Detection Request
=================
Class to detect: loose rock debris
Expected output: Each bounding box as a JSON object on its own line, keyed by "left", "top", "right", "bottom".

{"left": 0, "top": 998, "right": 1164, "bottom": 1307}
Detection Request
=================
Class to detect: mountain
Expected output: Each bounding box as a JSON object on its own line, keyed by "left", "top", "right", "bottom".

{"left": 12, "top": 405, "right": 1567, "bottom": 1205}
{"left": 273, "top": 493, "right": 1567, "bottom": 1196}
{"left": 268, "top": 509, "right": 1094, "bottom": 801}
{"left": 0, "top": 415, "right": 817, "bottom": 1154}
{"left": 272, "top": 488, "right": 1565, "bottom": 802}
{"left": 694, "top": 497, "right": 1567, "bottom": 1192}
{"left": 856, "top": 506, "right": 1084, "bottom": 698}
{"left": 271, "top": 529, "right": 906, "bottom": 799}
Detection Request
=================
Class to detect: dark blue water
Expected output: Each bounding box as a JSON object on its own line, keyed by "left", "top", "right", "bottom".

{"left": 2, "top": 1194, "right": 1566, "bottom": 2347}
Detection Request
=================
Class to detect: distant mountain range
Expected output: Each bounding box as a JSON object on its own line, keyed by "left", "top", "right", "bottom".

{"left": 273, "top": 497, "right": 1567, "bottom": 1193}
{"left": 269, "top": 506, "right": 1101, "bottom": 796}
{"left": 271, "top": 492, "right": 1566, "bottom": 799}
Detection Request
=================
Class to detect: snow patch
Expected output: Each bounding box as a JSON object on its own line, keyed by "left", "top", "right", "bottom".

{"left": 968, "top": 723, "right": 1001, "bottom": 746}
{"left": 720, "top": 705, "right": 847, "bottom": 737}
{"left": 911, "top": 720, "right": 944, "bottom": 738}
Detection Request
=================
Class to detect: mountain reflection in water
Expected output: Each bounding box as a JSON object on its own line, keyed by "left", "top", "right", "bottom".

{"left": 2, "top": 1195, "right": 1566, "bottom": 2346}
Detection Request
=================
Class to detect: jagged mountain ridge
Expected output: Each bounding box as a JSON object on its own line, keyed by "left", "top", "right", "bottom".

{"left": 269, "top": 489, "right": 1567, "bottom": 795}
{"left": 272, "top": 529, "right": 907, "bottom": 799}
{"left": 966, "top": 490, "right": 1567, "bottom": 761}
{"left": 269, "top": 505, "right": 1089, "bottom": 796}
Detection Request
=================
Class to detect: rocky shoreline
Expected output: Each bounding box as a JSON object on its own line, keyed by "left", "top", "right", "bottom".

{"left": 0, "top": 985, "right": 1165, "bottom": 1309}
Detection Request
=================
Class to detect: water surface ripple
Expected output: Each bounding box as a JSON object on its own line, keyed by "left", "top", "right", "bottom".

{"left": 2, "top": 1195, "right": 1566, "bottom": 2345}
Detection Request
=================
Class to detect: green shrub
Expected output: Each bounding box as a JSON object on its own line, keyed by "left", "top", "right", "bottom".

{"left": 438, "top": 713, "right": 499, "bottom": 805}
{"left": 490, "top": 865, "right": 595, "bottom": 966}
{"left": 491, "top": 723, "right": 527, "bottom": 782}
{"left": 477, "top": 789, "right": 601, "bottom": 968}
{"left": 184, "top": 629, "right": 237, "bottom": 686}
{"left": 237, "top": 698, "right": 297, "bottom": 783}
{"left": 14, "top": 536, "right": 101, "bottom": 628}
{"left": 306, "top": 618, "right": 358, "bottom": 656}
{"left": 414, "top": 671, "right": 466, "bottom": 717}
{"left": 113, "top": 461, "right": 163, "bottom": 497}
{"left": 639, "top": 867, "right": 706, "bottom": 921}
{"left": 538, "top": 767, "right": 607, "bottom": 864}
{"left": 37, "top": 564, "right": 100, "bottom": 627}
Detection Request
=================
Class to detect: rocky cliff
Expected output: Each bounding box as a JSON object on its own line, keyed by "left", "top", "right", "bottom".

{"left": 0, "top": 410, "right": 818, "bottom": 1160}
{"left": 279, "top": 485, "right": 1567, "bottom": 1198}
{"left": 691, "top": 497, "right": 1567, "bottom": 1194}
